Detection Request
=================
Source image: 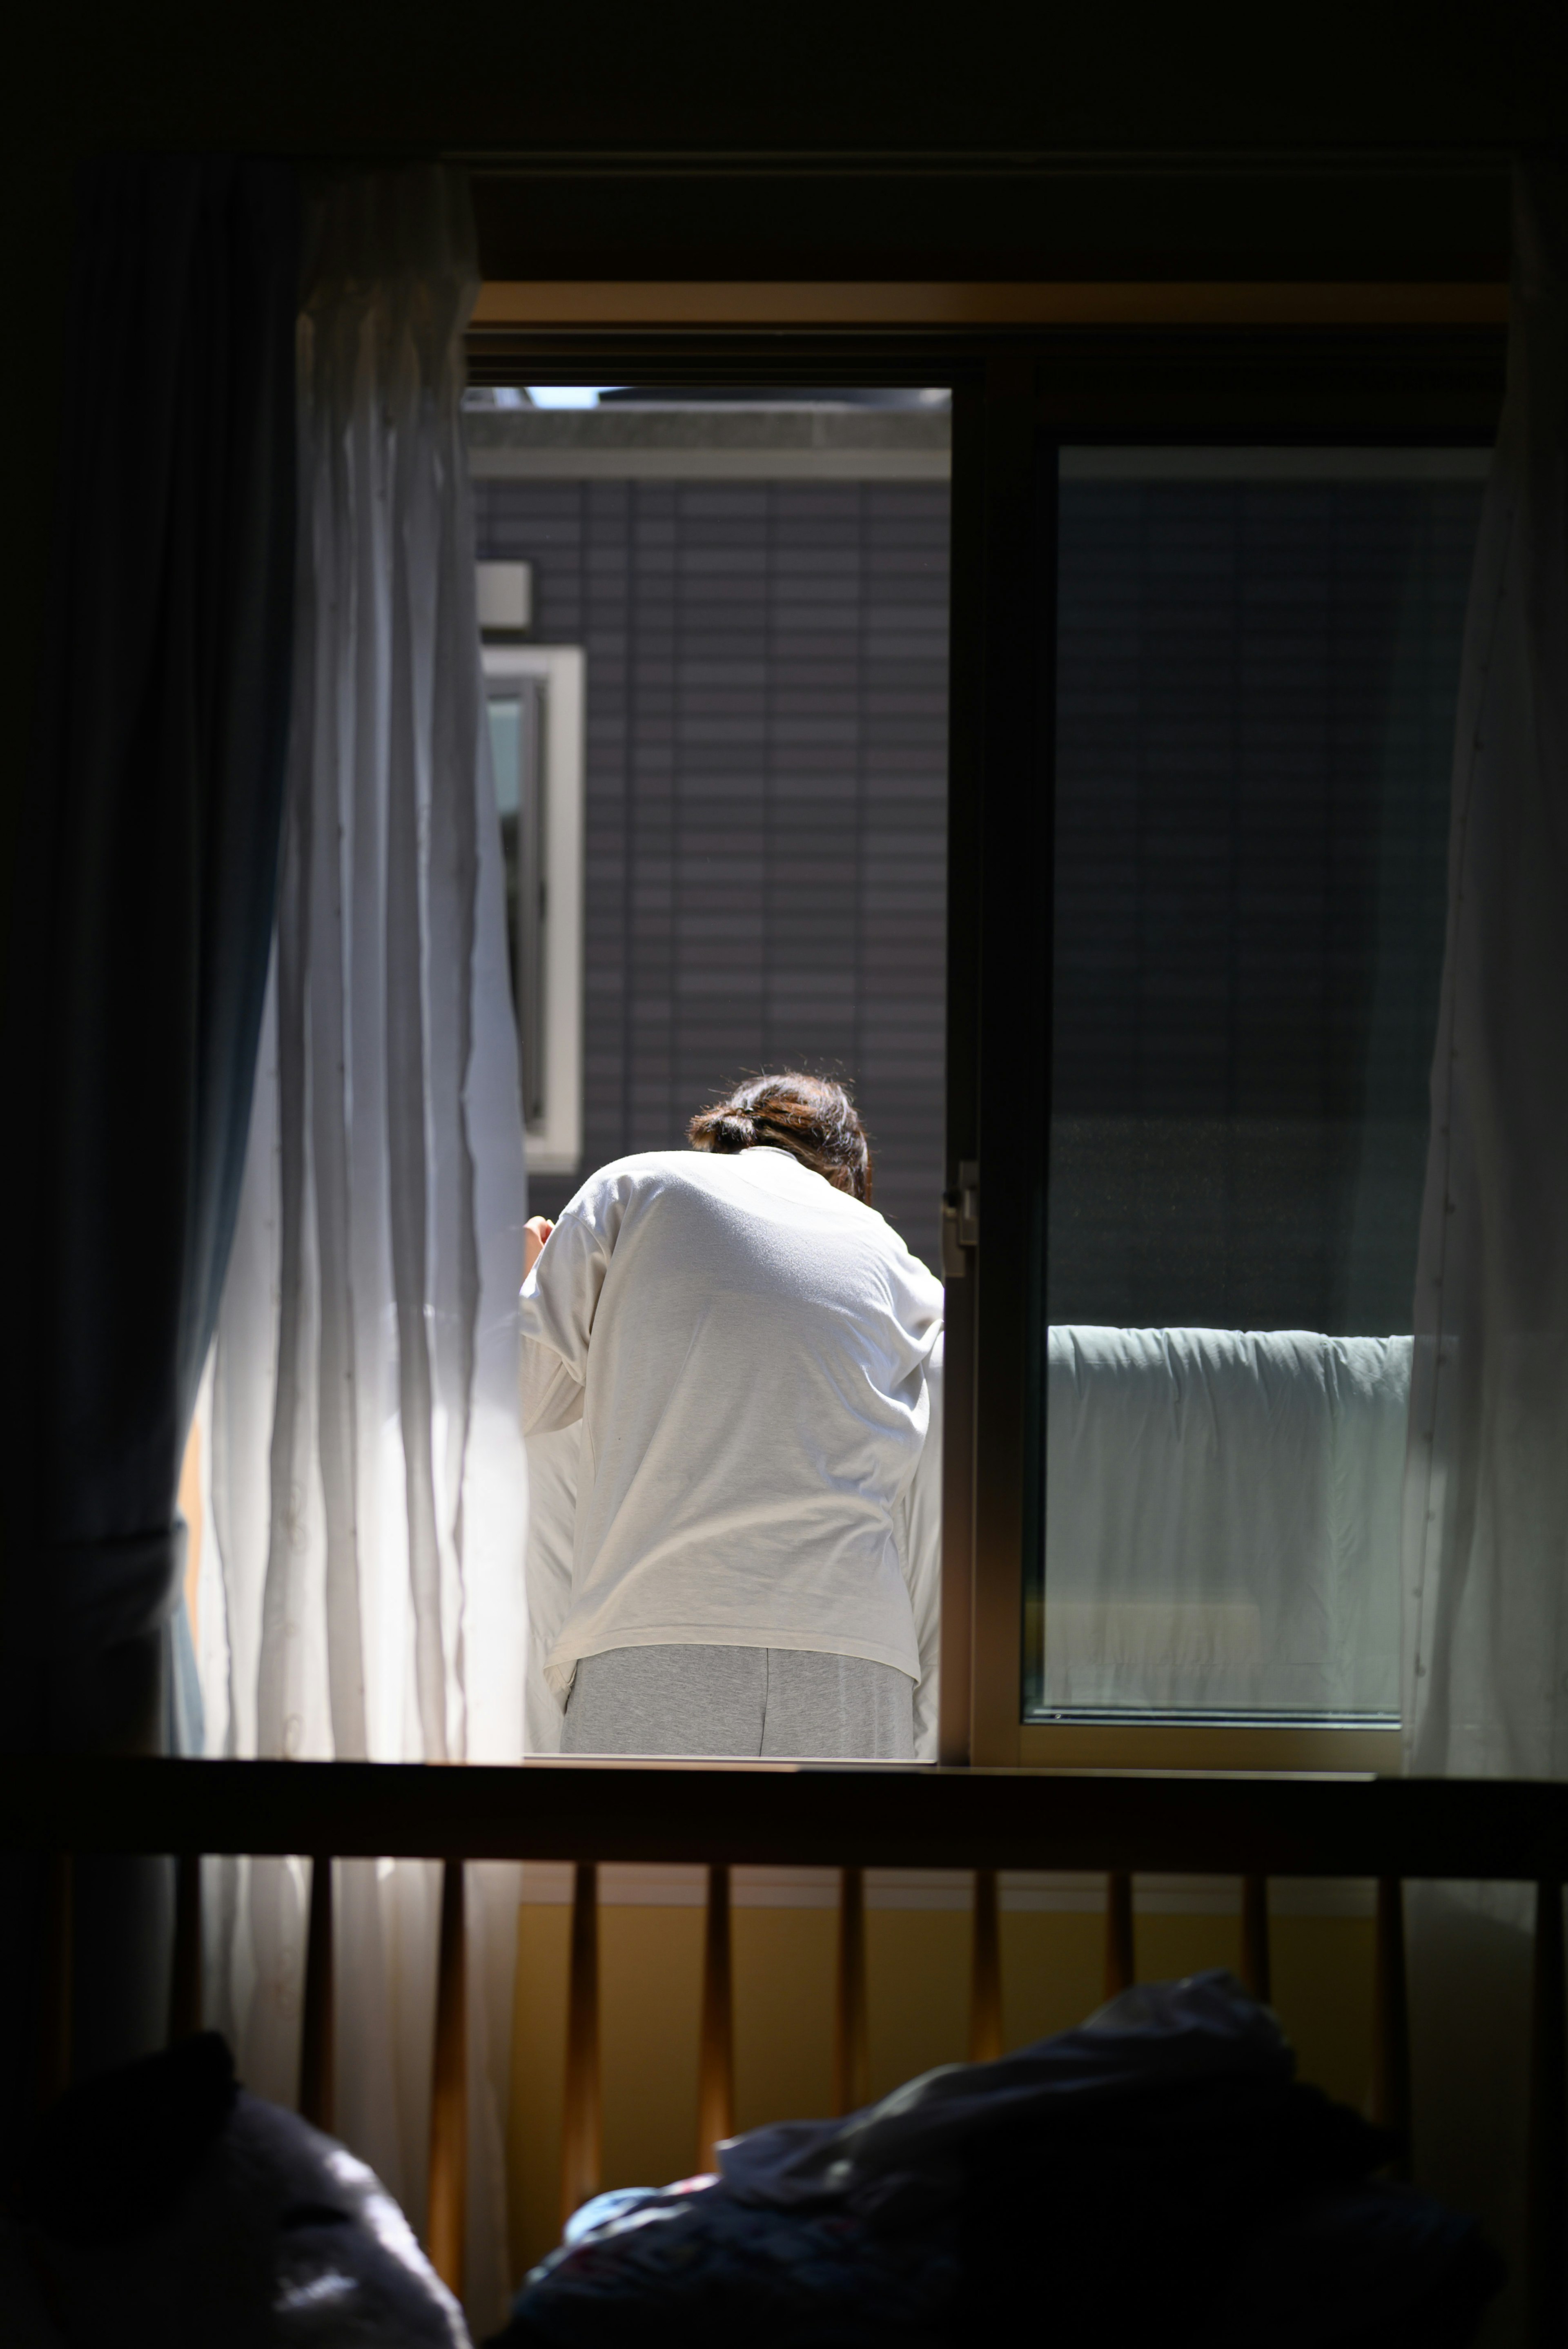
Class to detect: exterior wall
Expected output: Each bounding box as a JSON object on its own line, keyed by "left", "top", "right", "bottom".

{"left": 472, "top": 474, "right": 949, "bottom": 1270}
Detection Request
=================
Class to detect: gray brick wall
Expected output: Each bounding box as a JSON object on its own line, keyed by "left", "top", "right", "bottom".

{"left": 473, "top": 477, "right": 950, "bottom": 1271}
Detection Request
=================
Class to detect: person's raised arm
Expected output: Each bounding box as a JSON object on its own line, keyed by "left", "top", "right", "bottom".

{"left": 518, "top": 1177, "right": 621, "bottom": 1434}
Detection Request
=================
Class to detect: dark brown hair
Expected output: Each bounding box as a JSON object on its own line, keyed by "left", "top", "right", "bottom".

{"left": 688, "top": 1072, "right": 873, "bottom": 1203}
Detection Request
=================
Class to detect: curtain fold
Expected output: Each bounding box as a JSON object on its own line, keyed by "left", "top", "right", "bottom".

{"left": 1, "top": 155, "right": 298, "bottom": 2119}
{"left": 1401, "top": 157, "right": 1568, "bottom": 2342}
{"left": 195, "top": 165, "right": 529, "bottom": 2332}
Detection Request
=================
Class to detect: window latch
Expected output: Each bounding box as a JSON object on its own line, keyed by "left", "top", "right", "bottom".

{"left": 940, "top": 1161, "right": 979, "bottom": 1279}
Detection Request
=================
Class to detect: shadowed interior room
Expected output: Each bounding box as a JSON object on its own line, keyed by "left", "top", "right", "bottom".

{"left": 2, "top": 4, "right": 1568, "bottom": 2345}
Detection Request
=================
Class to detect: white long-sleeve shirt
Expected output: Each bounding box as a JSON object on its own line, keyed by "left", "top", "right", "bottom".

{"left": 519, "top": 1147, "right": 945, "bottom": 1741}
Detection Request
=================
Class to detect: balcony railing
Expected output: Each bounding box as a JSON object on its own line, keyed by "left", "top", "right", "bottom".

{"left": 4, "top": 1758, "right": 1565, "bottom": 2341}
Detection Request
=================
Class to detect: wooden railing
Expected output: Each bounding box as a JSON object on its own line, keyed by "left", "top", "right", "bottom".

{"left": 5, "top": 1758, "right": 1567, "bottom": 2338}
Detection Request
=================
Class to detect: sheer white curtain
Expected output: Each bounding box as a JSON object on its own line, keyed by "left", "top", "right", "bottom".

{"left": 1401, "top": 159, "right": 1568, "bottom": 2340}
{"left": 192, "top": 167, "right": 528, "bottom": 2333}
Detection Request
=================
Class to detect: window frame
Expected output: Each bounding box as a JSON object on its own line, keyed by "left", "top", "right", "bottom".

{"left": 482, "top": 642, "right": 587, "bottom": 1179}
{"left": 466, "top": 306, "right": 1504, "bottom": 1775}
{"left": 958, "top": 330, "right": 1501, "bottom": 1770}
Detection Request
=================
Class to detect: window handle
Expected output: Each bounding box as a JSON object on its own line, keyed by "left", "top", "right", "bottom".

{"left": 941, "top": 1160, "right": 979, "bottom": 1278}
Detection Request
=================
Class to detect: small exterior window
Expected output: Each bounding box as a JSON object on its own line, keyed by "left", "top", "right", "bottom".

{"left": 483, "top": 642, "right": 585, "bottom": 1177}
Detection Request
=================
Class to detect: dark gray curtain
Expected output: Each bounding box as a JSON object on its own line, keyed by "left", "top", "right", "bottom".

{"left": 1, "top": 156, "right": 298, "bottom": 2115}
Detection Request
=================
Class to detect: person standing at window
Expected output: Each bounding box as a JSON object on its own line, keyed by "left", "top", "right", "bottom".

{"left": 519, "top": 1074, "right": 944, "bottom": 1759}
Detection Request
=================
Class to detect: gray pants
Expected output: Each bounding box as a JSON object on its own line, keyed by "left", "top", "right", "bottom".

{"left": 560, "top": 1643, "right": 915, "bottom": 1760}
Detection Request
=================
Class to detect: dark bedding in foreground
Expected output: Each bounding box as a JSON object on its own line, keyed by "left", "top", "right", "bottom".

{"left": 491, "top": 1972, "right": 1501, "bottom": 2349}
{"left": 2, "top": 2034, "right": 469, "bottom": 2348}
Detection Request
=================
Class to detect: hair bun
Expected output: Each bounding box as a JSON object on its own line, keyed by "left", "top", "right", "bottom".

{"left": 688, "top": 1073, "right": 870, "bottom": 1200}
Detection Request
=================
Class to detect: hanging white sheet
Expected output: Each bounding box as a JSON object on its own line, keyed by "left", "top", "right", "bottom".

{"left": 1043, "top": 1327, "right": 1409, "bottom": 1717}
{"left": 193, "top": 165, "right": 529, "bottom": 2335}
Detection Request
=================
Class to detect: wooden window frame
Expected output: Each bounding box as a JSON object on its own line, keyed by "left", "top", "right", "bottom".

{"left": 467, "top": 295, "right": 1504, "bottom": 1776}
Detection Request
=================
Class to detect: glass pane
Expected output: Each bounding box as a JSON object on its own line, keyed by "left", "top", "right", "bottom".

{"left": 488, "top": 696, "right": 521, "bottom": 818}
{"left": 474, "top": 389, "right": 950, "bottom": 1766}
{"left": 488, "top": 694, "right": 523, "bottom": 1036}
{"left": 472, "top": 395, "right": 950, "bottom": 1273}
{"left": 1027, "top": 448, "right": 1486, "bottom": 1725}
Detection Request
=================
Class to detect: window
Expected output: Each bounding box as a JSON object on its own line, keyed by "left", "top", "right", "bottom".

{"left": 465, "top": 313, "right": 1505, "bottom": 1773}
{"left": 1028, "top": 448, "right": 1485, "bottom": 1738}
{"left": 483, "top": 636, "right": 586, "bottom": 1176}
{"left": 470, "top": 391, "right": 950, "bottom": 1270}
{"left": 471, "top": 384, "right": 955, "bottom": 1763}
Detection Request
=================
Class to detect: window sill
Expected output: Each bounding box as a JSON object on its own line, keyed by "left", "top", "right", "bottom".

{"left": 1016, "top": 1721, "right": 1401, "bottom": 1775}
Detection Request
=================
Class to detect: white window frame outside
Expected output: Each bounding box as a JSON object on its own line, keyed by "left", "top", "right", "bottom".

{"left": 483, "top": 642, "right": 586, "bottom": 1178}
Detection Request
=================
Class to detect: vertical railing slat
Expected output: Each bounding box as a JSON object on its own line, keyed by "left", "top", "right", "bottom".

{"left": 559, "top": 1861, "right": 601, "bottom": 2224}
{"left": 298, "top": 1854, "right": 335, "bottom": 2132}
{"left": 1103, "top": 1872, "right": 1135, "bottom": 1999}
{"left": 696, "top": 1863, "right": 734, "bottom": 2173}
{"left": 1240, "top": 1877, "right": 1272, "bottom": 2005}
{"left": 168, "top": 1850, "right": 203, "bottom": 2043}
{"left": 1528, "top": 1876, "right": 1567, "bottom": 2347}
{"left": 427, "top": 1859, "right": 468, "bottom": 2299}
{"left": 969, "top": 1866, "right": 1004, "bottom": 2062}
{"left": 1372, "top": 1875, "right": 1411, "bottom": 2181}
{"left": 36, "top": 1851, "right": 73, "bottom": 2113}
{"left": 833, "top": 1865, "right": 870, "bottom": 2114}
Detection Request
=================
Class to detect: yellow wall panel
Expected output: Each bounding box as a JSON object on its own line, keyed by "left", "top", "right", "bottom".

{"left": 733, "top": 1905, "right": 837, "bottom": 2132}
{"left": 509, "top": 1903, "right": 570, "bottom": 2280}
{"left": 1132, "top": 1909, "right": 1243, "bottom": 1988}
{"left": 600, "top": 1906, "right": 705, "bottom": 2191}
{"left": 1270, "top": 1913, "right": 1376, "bottom": 2113}
{"left": 999, "top": 1911, "right": 1107, "bottom": 2048}
{"left": 865, "top": 1908, "right": 972, "bottom": 2098}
